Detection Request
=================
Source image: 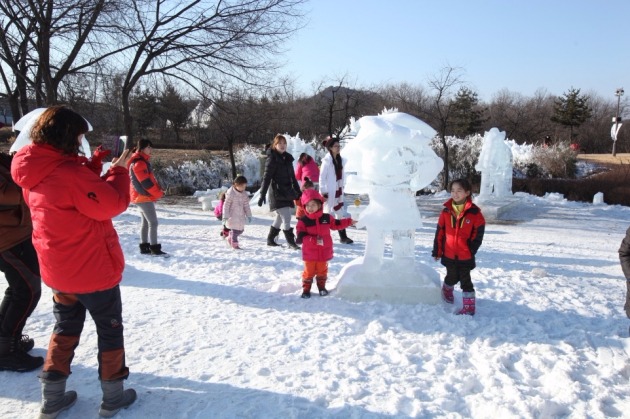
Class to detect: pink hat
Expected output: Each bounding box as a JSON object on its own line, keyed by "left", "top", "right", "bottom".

{"left": 300, "top": 188, "right": 324, "bottom": 206}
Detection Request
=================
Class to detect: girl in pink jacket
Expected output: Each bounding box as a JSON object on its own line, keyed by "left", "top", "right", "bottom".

{"left": 295, "top": 153, "right": 319, "bottom": 186}
{"left": 295, "top": 189, "right": 356, "bottom": 298}
{"left": 222, "top": 176, "right": 252, "bottom": 249}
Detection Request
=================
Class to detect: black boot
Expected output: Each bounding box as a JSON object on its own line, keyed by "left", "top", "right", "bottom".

{"left": 283, "top": 228, "right": 300, "bottom": 250}
{"left": 0, "top": 336, "right": 43, "bottom": 372}
{"left": 316, "top": 276, "right": 328, "bottom": 296}
{"left": 39, "top": 376, "right": 77, "bottom": 419}
{"left": 149, "top": 244, "right": 169, "bottom": 257}
{"left": 18, "top": 334, "right": 34, "bottom": 352}
{"left": 139, "top": 243, "right": 150, "bottom": 254}
{"left": 267, "top": 226, "right": 281, "bottom": 247}
{"left": 338, "top": 229, "right": 354, "bottom": 244}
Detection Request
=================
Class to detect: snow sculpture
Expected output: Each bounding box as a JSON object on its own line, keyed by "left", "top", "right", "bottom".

{"left": 335, "top": 111, "right": 443, "bottom": 304}
{"left": 475, "top": 127, "right": 512, "bottom": 200}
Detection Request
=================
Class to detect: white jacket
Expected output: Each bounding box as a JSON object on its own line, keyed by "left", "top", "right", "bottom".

{"left": 318, "top": 153, "right": 348, "bottom": 214}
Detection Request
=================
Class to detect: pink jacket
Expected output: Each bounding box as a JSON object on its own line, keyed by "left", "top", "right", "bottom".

{"left": 222, "top": 186, "right": 252, "bottom": 231}
{"left": 11, "top": 143, "right": 130, "bottom": 294}
{"left": 214, "top": 199, "right": 224, "bottom": 219}
{"left": 295, "top": 158, "right": 320, "bottom": 185}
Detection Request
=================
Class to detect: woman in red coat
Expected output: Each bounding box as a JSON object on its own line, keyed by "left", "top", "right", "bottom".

{"left": 11, "top": 106, "right": 136, "bottom": 418}
{"left": 295, "top": 189, "right": 356, "bottom": 298}
{"left": 129, "top": 139, "right": 167, "bottom": 256}
{"left": 432, "top": 179, "right": 485, "bottom": 315}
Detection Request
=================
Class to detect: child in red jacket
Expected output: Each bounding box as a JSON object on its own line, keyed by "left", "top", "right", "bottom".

{"left": 295, "top": 189, "right": 356, "bottom": 298}
{"left": 432, "top": 179, "right": 485, "bottom": 315}
{"left": 294, "top": 177, "right": 314, "bottom": 219}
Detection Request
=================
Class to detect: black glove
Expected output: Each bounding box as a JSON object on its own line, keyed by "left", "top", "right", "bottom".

{"left": 296, "top": 232, "right": 306, "bottom": 245}
{"left": 258, "top": 196, "right": 266, "bottom": 207}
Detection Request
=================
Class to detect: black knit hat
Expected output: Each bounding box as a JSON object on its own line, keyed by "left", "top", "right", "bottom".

{"left": 324, "top": 136, "right": 340, "bottom": 149}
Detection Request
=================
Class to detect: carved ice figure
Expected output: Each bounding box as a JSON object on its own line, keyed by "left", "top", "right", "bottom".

{"left": 336, "top": 111, "right": 443, "bottom": 304}
{"left": 475, "top": 127, "right": 512, "bottom": 199}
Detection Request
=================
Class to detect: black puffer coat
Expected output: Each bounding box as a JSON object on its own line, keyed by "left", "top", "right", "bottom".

{"left": 259, "top": 148, "right": 301, "bottom": 211}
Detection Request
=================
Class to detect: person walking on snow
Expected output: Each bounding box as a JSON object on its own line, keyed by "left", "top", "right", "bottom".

{"left": 294, "top": 177, "right": 314, "bottom": 219}
{"left": 214, "top": 191, "right": 230, "bottom": 238}
{"left": 0, "top": 152, "right": 43, "bottom": 372}
{"left": 617, "top": 226, "right": 630, "bottom": 334}
{"left": 295, "top": 152, "right": 319, "bottom": 187}
{"left": 222, "top": 176, "right": 252, "bottom": 250}
{"left": 258, "top": 134, "right": 302, "bottom": 250}
{"left": 319, "top": 136, "right": 353, "bottom": 244}
{"left": 11, "top": 105, "right": 137, "bottom": 418}
{"left": 295, "top": 189, "right": 356, "bottom": 298}
{"left": 432, "top": 179, "right": 485, "bottom": 315}
{"left": 129, "top": 139, "right": 168, "bottom": 257}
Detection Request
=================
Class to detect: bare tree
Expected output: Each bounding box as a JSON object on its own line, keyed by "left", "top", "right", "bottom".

{"left": 115, "top": 0, "right": 305, "bottom": 145}
{"left": 210, "top": 86, "right": 275, "bottom": 178}
{"left": 0, "top": 0, "right": 127, "bottom": 112}
{"left": 426, "top": 66, "right": 464, "bottom": 190}
{"left": 379, "top": 82, "right": 431, "bottom": 116}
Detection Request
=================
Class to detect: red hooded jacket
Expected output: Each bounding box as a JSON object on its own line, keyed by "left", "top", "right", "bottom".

{"left": 11, "top": 143, "right": 130, "bottom": 293}
{"left": 432, "top": 197, "right": 485, "bottom": 268}
{"left": 295, "top": 189, "right": 352, "bottom": 262}
{"left": 129, "top": 151, "right": 163, "bottom": 203}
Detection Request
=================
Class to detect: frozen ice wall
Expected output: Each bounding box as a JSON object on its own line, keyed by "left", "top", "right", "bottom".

{"left": 336, "top": 111, "right": 443, "bottom": 304}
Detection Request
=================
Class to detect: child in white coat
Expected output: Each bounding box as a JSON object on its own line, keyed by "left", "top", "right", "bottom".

{"left": 222, "top": 176, "right": 252, "bottom": 249}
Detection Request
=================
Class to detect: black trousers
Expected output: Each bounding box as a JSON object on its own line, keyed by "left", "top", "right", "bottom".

{"left": 444, "top": 264, "right": 475, "bottom": 293}
{"left": 0, "top": 238, "right": 42, "bottom": 338}
{"left": 42, "top": 285, "right": 129, "bottom": 381}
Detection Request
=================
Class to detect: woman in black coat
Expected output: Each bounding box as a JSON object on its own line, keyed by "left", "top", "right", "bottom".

{"left": 258, "top": 134, "right": 301, "bottom": 249}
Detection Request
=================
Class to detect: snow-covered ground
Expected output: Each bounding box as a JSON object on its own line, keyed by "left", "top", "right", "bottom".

{"left": 2, "top": 192, "right": 630, "bottom": 418}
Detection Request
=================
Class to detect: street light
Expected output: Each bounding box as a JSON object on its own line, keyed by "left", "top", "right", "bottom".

{"left": 612, "top": 87, "right": 624, "bottom": 156}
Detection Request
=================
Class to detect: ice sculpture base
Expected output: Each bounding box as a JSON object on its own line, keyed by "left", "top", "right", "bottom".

{"left": 335, "top": 257, "right": 441, "bottom": 304}
{"left": 474, "top": 196, "right": 520, "bottom": 222}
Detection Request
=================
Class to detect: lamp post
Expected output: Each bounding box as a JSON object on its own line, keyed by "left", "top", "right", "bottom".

{"left": 613, "top": 87, "right": 624, "bottom": 156}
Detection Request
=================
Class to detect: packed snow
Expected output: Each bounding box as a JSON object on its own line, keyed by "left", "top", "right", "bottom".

{"left": 2, "top": 190, "right": 630, "bottom": 418}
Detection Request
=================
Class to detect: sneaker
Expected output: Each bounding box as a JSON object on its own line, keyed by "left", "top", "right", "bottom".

{"left": 319, "top": 289, "right": 329, "bottom": 296}
{"left": 301, "top": 291, "right": 311, "bottom": 299}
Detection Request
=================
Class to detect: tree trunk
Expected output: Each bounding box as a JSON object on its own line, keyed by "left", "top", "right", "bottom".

{"left": 228, "top": 137, "right": 236, "bottom": 180}
{"left": 440, "top": 134, "right": 449, "bottom": 190}
{"left": 122, "top": 92, "right": 134, "bottom": 147}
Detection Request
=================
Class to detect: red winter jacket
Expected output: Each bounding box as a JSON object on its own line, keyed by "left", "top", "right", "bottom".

{"left": 432, "top": 197, "right": 485, "bottom": 268}
{"left": 11, "top": 143, "right": 131, "bottom": 294}
{"left": 295, "top": 157, "right": 320, "bottom": 185}
{"left": 296, "top": 189, "right": 352, "bottom": 262}
{"left": 129, "top": 151, "right": 163, "bottom": 203}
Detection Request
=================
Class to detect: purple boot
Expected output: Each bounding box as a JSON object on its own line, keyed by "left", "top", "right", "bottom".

{"left": 441, "top": 284, "right": 454, "bottom": 304}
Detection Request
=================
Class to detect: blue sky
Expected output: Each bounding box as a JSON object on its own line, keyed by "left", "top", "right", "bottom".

{"left": 281, "top": 0, "right": 630, "bottom": 101}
